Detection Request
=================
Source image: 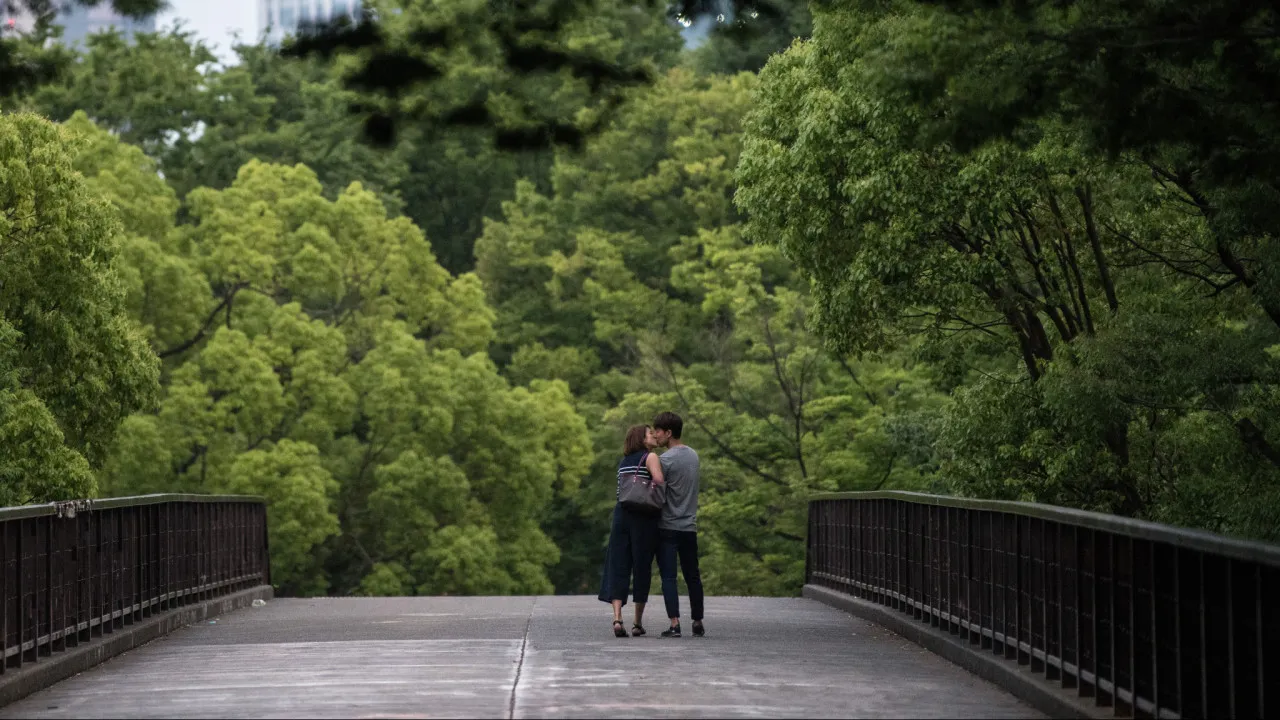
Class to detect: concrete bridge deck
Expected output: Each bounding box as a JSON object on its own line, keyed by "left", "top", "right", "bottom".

{"left": 0, "top": 596, "right": 1041, "bottom": 719}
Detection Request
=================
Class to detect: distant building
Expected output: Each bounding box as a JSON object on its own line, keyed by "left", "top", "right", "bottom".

{"left": 2, "top": 2, "right": 155, "bottom": 45}
{"left": 261, "top": 0, "right": 361, "bottom": 44}
{"left": 56, "top": 2, "right": 157, "bottom": 46}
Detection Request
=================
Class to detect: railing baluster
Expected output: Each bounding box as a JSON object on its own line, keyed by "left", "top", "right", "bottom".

{"left": 1103, "top": 530, "right": 1116, "bottom": 709}
{"left": 1261, "top": 564, "right": 1278, "bottom": 719}
{"left": 804, "top": 492, "right": 1279, "bottom": 719}
{"left": 1, "top": 520, "right": 7, "bottom": 675}
{"left": 1119, "top": 534, "right": 1134, "bottom": 716}
{"left": 0, "top": 494, "right": 269, "bottom": 685}
{"left": 984, "top": 511, "right": 994, "bottom": 652}
{"left": 1229, "top": 561, "right": 1259, "bottom": 720}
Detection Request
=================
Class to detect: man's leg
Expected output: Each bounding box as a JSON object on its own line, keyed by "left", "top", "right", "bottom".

{"left": 677, "top": 531, "right": 704, "bottom": 626}
{"left": 656, "top": 529, "right": 681, "bottom": 625}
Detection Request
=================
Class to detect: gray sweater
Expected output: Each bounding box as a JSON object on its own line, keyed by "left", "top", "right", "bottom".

{"left": 659, "top": 445, "right": 700, "bottom": 532}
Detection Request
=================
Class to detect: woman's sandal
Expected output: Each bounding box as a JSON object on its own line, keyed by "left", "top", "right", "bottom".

{"left": 631, "top": 624, "right": 646, "bottom": 637}
{"left": 612, "top": 620, "right": 628, "bottom": 638}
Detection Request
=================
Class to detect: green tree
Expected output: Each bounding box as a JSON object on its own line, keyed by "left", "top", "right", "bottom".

{"left": 842, "top": 0, "right": 1280, "bottom": 330}
{"left": 736, "top": 2, "right": 1280, "bottom": 539}
{"left": 477, "top": 68, "right": 754, "bottom": 365}
{"left": 15, "top": 30, "right": 412, "bottom": 216}
{"left": 91, "top": 155, "right": 595, "bottom": 595}
{"left": 23, "top": 28, "right": 216, "bottom": 156}
{"left": 169, "top": 42, "right": 411, "bottom": 214}
{"left": 285, "top": 0, "right": 685, "bottom": 150}
{"left": 1, "top": 0, "right": 163, "bottom": 94}
{"left": 478, "top": 67, "right": 946, "bottom": 593}
{"left": 0, "top": 110, "right": 159, "bottom": 506}
{"left": 15, "top": 28, "right": 589, "bottom": 276}
{"left": 627, "top": 225, "right": 946, "bottom": 593}
{"left": 396, "top": 127, "right": 552, "bottom": 274}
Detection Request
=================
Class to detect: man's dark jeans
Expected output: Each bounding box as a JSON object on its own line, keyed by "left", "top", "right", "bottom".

{"left": 597, "top": 504, "right": 659, "bottom": 606}
{"left": 657, "top": 528, "right": 704, "bottom": 621}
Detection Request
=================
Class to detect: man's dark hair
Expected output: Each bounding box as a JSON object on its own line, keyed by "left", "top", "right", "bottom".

{"left": 652, "top": 412, "right": 683, "bottom": 439}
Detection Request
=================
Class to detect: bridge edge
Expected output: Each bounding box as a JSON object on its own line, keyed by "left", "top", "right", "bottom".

{"left": 802, "top": 584, "right": 1112, "bottom": 720}
{"left": 0, "top": 585, "right": 274, "bottom": 709}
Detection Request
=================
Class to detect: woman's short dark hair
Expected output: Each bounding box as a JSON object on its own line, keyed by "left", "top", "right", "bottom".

{"left": 623, "top": 425, "right": 649, "bottom": 455}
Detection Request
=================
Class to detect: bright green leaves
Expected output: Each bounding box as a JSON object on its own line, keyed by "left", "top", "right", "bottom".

{"left": 0, "top": 385, "right": 96, "bottom": 507}
{"left": 63, "top": 111, "right": 179, "bottom": 241}
{"left": 365, "top": 452, "right": 560, "bottom": 596}
{"left": 475, "top": 64, "right": 948, "bottom": 594}
{"left": 227, "top": 440, "right": 340, "bottom": 597}
{"left": 478, "top": 69, "right": 758, "bottom": 366}
{"left": 0, "top": 112, "right": 159, "bottom": 505}
{"left": 179, "top": 161, "right": 480, "bottom": 355}
{"left": 85, "top": 148, "right": 593, "bottom": 595}
{"left": 347, "top": 328, "right": 589, "bottom": 595}
{"left": 506, "top": 343, "right": 600, "bottom": 392}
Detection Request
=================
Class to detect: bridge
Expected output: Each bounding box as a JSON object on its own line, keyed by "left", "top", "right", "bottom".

{"left": 0, "top": 494, "right": 1275, "bottom": 718}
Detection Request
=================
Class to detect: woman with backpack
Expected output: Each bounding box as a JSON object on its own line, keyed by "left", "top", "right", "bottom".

{"left": 597, "top": 424, "right": 665, "bottom": 637}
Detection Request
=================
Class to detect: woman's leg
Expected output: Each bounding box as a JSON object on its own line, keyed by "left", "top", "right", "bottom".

{"left": 629, "top": 514, "right": 659, "bottom": 627}
{"left": 607, "top": 506, "right": 634, "bottom": 609}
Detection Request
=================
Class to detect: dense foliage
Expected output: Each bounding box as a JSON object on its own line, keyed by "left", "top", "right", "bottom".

{"left": 0, "top": 110, "right": 158, "bottom": 506}
{"left": 735, "top": 1, "right": 1280, "bottom": 539}
{"left": 3, "top": 0, "right": 1276, "bottom": 597}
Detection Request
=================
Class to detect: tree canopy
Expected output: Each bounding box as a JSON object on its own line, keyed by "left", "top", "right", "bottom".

{"left": 735, "top": 1, "right": 1280, "bottom": 538}
{"left": 476, "top": 67, "right": 946, "bottom": 591}
{"left": 4, "top": 0, "right": 1277, "bottom": 599}
{"left": 0, "top": 110, "right": 158, "bottom": 506}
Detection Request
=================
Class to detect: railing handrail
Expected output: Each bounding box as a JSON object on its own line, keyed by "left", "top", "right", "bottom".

{"left": 807, "top": 492, "right": 1279, "bottom": 718}
{"left": 0, "top": 494, "right": 267, "bottom": 521}
{"left": 811, "top": 490, "right": 1280, "bottom": 568}
{"left": 2, "top": 493, "right": 270, "bottom": 684}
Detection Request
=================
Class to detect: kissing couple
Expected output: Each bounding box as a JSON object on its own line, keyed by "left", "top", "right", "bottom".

{"left": 597, "top": 412, "right": 705, "bottom": 638}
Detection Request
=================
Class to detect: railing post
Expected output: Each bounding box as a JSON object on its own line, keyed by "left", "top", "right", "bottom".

{"left": 804, "top": 500, "right": 813, "bottom": 587}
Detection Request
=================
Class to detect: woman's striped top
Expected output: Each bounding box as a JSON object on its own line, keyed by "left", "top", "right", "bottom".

{"left": 616, "top": 450, "right": 651, "bottom": 499}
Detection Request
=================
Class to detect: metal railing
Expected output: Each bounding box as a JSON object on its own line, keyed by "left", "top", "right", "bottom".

{"left": 1, "top": 494, "right": 269, "bottom": 674}
{"left": 807, "top": 492, "right": 1280, "bottom": 720}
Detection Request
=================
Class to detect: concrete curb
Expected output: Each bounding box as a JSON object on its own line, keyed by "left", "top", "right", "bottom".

{"left": 0, "top": 585, "right": 274, "bottom": 708}
{"left": 802, "top": 584, "right": 1110, "bottom": 720}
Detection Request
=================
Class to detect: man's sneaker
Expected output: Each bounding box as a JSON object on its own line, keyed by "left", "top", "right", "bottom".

{"left": 661, "top": 623, "right": 682, "bottom": 638}
{"left": 692, "top": 620, "right": 705, "bottom": 637}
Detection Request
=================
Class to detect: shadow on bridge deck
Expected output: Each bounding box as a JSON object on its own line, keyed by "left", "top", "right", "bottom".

{"left": 0, "top": 596, "right": 1041, "bottom": 719}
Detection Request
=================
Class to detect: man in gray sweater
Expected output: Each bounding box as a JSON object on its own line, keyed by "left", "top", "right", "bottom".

{"left": 651, "top": 411, "right": 705, "bottom": 638}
